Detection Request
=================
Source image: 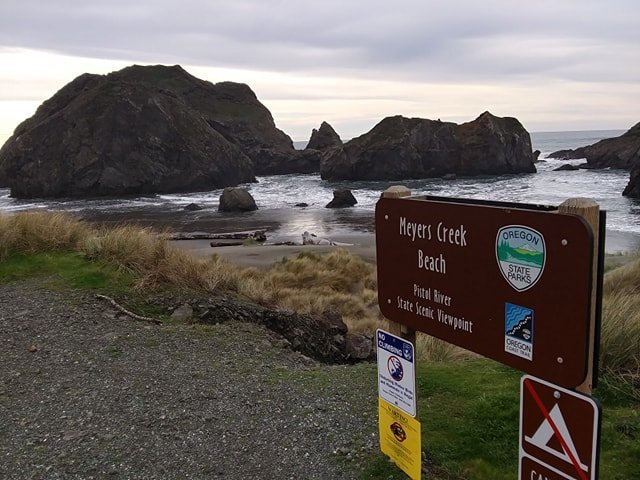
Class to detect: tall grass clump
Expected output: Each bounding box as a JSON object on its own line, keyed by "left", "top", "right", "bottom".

{"left": 248, "top": 249, "right": 384, "bottom": 333}
{"left": 600, "top": 255, "right": 640, "bottom": 388}
{"left": 416, "top": 333, "right": 473, "bottom": 362}
{"left": 0, "top": 211, "right": 91, "bottom": 260}
{"left": 82, "top": 225, "right": 242, "bottom": 292}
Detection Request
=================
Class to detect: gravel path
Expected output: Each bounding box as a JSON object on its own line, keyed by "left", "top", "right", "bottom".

{"left": 0, "top": 280, "right": 379, "bottom": 479}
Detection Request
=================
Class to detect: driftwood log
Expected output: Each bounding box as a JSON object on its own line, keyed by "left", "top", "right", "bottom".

{"left": 209, "top": 241, "right": 244, "bottom": 248}
{"left": 167, "top": 229, "right": 267, "bottom": 241}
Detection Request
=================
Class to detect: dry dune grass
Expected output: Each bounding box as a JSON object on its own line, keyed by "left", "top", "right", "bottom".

{"left": 0, "top": 211, "right": 91, "bottom": 260}
{"left": 601, "top": 254, "right": 640, "bottom": 384}
{"left": 82, "top": 225, "right": 240, "bottom": 292}
{"left": 238, "top": 250, "right": 385, "bottom": 334}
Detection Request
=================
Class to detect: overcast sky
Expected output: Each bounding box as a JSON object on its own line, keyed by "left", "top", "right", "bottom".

{"left": 0, "top": 0, "right": 638, "bottom": 144}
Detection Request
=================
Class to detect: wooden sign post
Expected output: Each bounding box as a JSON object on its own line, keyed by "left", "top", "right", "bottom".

{"left": 558, "top": 198, "right": 600, "bottom": 395}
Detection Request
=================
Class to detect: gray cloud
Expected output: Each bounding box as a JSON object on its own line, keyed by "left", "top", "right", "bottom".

{"left": 1, "top": 0, "right": 638, "bottom": 84}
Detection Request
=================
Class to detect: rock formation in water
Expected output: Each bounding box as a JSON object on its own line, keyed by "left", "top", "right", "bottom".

{"left": 0, "top": 64, "right": 322, "bottom": 198}
{"left": 218, "top": 187, "right": 258, "bottom": 212}
{"left": 319, "top": 112, "right": 536, "bottom": 181}
{"left": 548, "top": 122, "right": 640, "bottom": 169}
{"left": 547, "top": 123, "right": 640, "bottom": 197}
{"left": 325, "top": 189, "right": 357, "bottom": 208}
{"left": 306, "top": 121, "right": 342, "bottom": 151}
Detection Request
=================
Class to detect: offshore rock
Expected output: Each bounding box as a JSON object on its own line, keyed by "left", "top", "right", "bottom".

{"left": 320, "top": 112, "right": 535, "bottom": 181}
{"left": 553, "top": 163, "right": 580, "bottom": 171}
{"left": 548, "top": 122, "right": 640, "bottom": 170}
{"left": 326, "top": 189, "right": 357, "bottom": 208}
{"left": 0, "top": 64, "right": 314, "bottom": 198}
{"left": 546, "top": 122, "right": 640, "bottom": 197}
{"left": 306, "top": 121, "right": 343, "bottom": 151}
{"left": 0, "top": 65, "right": 258, "bottom": 198}
{"left": 218, "top": 187, "right": 258, "bottom": 212}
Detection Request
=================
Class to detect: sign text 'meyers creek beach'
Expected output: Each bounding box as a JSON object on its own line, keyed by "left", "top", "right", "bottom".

{"left": 398, "top": 216, "right": 468, "bottom": 275}
{"left": 396, "top": 215, "right": 473, "bottom": 334}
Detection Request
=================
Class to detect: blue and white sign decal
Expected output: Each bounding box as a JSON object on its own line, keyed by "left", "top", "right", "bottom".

{"left": 377, "top": 329, "right": 416, "bottom": 417}
{"left": 505, "top": 303, "right": 534, "bottom": 361}
{"left": 496, "top": 225, "right": 546, "bottom": 292}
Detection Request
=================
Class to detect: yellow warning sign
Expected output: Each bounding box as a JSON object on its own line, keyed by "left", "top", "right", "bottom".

{"left": 378, "top": 398, "right": 422, "bottom": 480}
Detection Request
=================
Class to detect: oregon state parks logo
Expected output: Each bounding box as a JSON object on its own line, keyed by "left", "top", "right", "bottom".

{"left": 496, "top": 226, "right": 546, "bottom": 292}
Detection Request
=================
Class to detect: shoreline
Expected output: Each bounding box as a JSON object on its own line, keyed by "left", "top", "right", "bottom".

{"left": 172, "top": 228, "right": 639, "bottom": 270}
{"left": 74, "top": 204, "right": 640, "bottom": 268}
{"left": 58, "top": 204, "right": 640, "bottom": 268}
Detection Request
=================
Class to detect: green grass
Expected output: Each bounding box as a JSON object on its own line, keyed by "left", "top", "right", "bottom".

{"left": 360, "top": 360, "right": 640, "bottom": 480}
{"left": 0, "top": 251, "right": 170, "bottom": 320}
{"left": 0, "top": 251, "right": 134, "bottom": 292}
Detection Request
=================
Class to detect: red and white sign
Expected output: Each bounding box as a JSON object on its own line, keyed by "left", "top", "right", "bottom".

{"left": 519, "top": 375, "right": 601, "bottom": 480}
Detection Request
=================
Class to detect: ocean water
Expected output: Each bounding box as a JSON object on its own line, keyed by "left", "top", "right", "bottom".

{"left": 1, "top": 129, "right": 639, "bottom": 252}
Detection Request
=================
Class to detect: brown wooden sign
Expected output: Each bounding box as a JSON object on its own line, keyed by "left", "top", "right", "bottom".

{"left": 376, "top": 196, "right": 594, "bottom": 388}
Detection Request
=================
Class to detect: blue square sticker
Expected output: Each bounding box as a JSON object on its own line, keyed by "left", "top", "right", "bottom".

{"left": 505, "top": 303, "right": 534, "bottom": 361}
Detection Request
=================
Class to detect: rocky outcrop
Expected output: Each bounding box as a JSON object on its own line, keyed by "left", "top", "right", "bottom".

{"left": 0, "top": 64, "right": 324, "bottom": 198}
{"left": 0, "top": 65, "right": 262, "bottom": 198}
{"left": 179, "top": 78, "right": 297, "bottom": 175}
{"left": 218, "top": 187, "right": 257, "bottom": 212}
{"left": 326, "top": 189, "right": 357, "bottom": 208}
{"left": 548, "top": 122, "right": 640, "bottom": 170}
{"left": 306, "top": 121, "right": 342, "bottom": 151}
{"left": 320, "top": 112, "right": 535, "bottom": 181}
{"left": 623, "top": 165, "right": 640, "bottom": 197}
{"left": 545, "top": 123, "right": 640, "bottom": 197}
{"left": 194, "top": 295, "right": 374, "bottom": 363}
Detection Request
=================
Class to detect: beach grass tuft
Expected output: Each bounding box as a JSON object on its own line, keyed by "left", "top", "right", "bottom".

{"left": 601, "top": 254, "right": 640, "bottom": 388}
{"left": 241, "top": 249, "right": 384, "bottom": 333}
{"left": 0, "top": 211, "right": 91, "bottom": 260}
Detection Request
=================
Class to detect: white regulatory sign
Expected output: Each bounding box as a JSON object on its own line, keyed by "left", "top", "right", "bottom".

{"left": 377, "top": 329, "right": 416, "bottom": 417}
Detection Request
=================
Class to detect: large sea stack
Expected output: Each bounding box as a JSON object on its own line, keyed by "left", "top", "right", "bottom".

{"left": 319, "top": 112, "right": 536, "bottom": 181}
{"left": 0, "top": 65, "right": 308, "bottom": 198}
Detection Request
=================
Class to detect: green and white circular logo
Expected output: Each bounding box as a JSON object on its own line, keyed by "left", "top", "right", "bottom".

{"left": 496, "top": 226, "right": 546, "bottom": 292}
